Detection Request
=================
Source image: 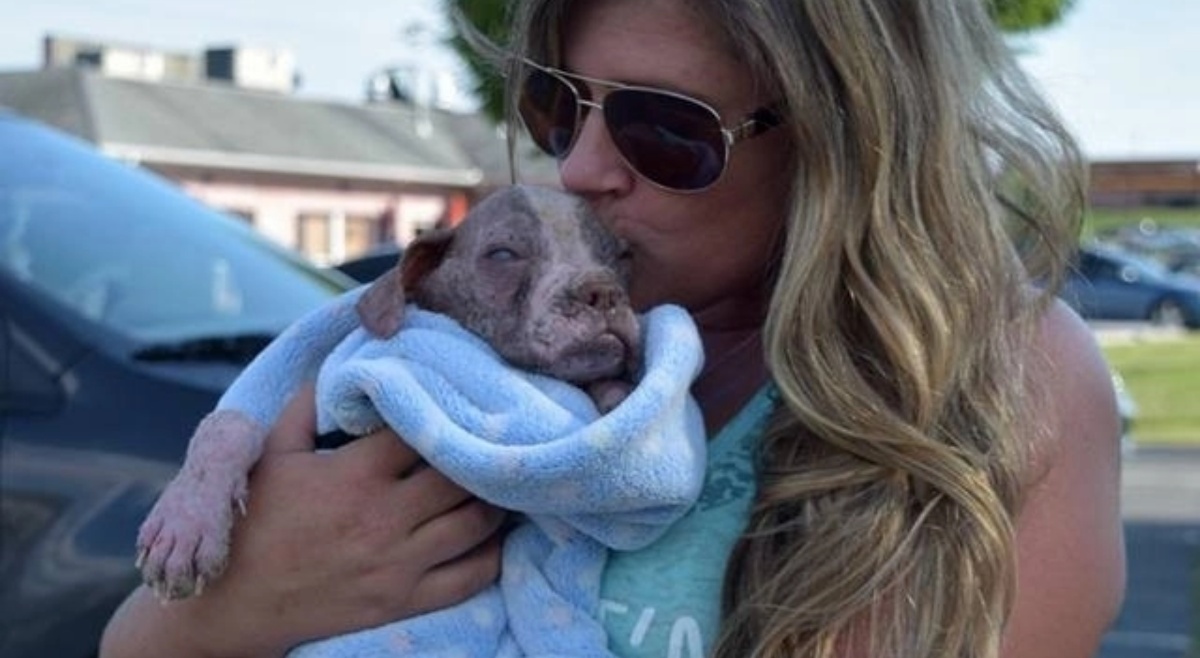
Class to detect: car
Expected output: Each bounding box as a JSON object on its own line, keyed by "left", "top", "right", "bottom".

{"left": 1060, "top": 245, "right": 1200, "bottom": 329}
{"left": 1165, "top": 250, "right": 1200, "bottom": 280}
{"left": 332, "top": 244, "right": 403, "bottom": 284}
{"left": 0, "top": 111, "right": 355, "bottom": 658}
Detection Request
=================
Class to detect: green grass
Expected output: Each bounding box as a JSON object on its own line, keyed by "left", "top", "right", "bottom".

{"left": 1085, "top": 205, "right": 1200, "bottom": 447}
{"left": 1102, "top": 333, "right": 1200, "bottom": 446}
{"left": 1085, "top": 206, "right": 1200, "bottom": 239}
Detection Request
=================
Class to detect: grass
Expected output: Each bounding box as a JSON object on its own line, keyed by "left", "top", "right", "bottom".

{"left": 1102, "top": 333, "right": 1200, "bottom": 446}
{"left": 1085, "top": 206, "right": 1200, "bottom": 239}
{"left": 1084, "top": 205, "right": 1200, "bottom": 447}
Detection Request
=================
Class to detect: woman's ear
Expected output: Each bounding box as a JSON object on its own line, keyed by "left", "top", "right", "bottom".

{"left": 355, "top": 229, "right": 455, "bottom": 337}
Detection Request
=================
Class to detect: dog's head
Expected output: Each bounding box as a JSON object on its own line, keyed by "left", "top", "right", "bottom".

{"left": 357, "top": 185, "right": 640, "bottom": 385}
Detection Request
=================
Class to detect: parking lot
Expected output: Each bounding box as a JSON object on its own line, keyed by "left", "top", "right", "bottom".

{"left": 1099, "top": 446, "right": 1200, "bottom": 658}
{"left": 1090, "top": 321, "right": 1198, "bottom": 657}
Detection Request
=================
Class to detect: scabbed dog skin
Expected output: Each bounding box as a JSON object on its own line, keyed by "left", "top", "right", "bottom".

{"left": 135, "top": 185, "right": 706, "bottom": 658}
{"left": 137, "top": 184, "right": 644, "bottom": 598}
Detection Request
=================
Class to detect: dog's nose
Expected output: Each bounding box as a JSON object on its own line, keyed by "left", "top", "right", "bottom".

{"left": 574, "top": 275, "right": 625, "bottom": 313}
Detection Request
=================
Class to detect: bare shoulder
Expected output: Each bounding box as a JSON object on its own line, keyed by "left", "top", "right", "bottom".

{"left": 1000, "top": 298, "right": 1126, "bottom": 658}
{"left": 1030, "top": 298, "right": 1122, "bottom": 458}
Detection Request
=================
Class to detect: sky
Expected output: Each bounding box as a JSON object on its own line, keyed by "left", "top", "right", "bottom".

{"left": 1, "top": 0, "right": 1197, "bottom": 161}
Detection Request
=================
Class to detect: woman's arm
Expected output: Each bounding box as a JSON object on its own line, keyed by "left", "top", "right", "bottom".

{"left": 1001, "top": 300, "right": 1127, "bottom": 657}
{"left": 100, "top": 384, "right": 506, "bottom": 658}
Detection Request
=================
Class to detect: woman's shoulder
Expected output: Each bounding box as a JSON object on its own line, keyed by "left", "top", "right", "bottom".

{"left": 1015, "top": 296, "right": 1123, "bottom": 486}
{"left": 999, "top": 297, "right": 1126, "bottom": 658}
{"left": 1028, "top": 297, "right": 1122, "bottom": 463}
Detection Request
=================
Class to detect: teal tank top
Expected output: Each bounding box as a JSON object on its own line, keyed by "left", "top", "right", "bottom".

{"left": 599, "top": 385, "right": 775, "bottom": 658}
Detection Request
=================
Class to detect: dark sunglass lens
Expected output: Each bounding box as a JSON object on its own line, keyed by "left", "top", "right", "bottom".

{"left": 518, "top": 69, "right": 578, "bottom": 158}
{"left": 604, "top": 90, "right": 726, "bottom": 190}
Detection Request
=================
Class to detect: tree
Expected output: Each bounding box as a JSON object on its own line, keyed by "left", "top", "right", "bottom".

{"left": 444, "top": 0, "right": 510, "bottom": 121}
{"left": 988, "top": 0, "right": 1077, "bottom": 33}
{"left": 446, "top": 0, "right": 1077, "bottom": 120}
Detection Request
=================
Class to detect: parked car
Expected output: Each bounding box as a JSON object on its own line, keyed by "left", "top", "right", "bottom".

{"left": 332, "top": 244, "right": 403, "bottom": 284}
{"left": 0, "top": 111, "right": 355, "bottom": 658}
{"left": 1165, "top": 251, "right": 1200, "bottom": 280}
{"left": 1060, "top": 245, "right": 1200, "bottom": 329}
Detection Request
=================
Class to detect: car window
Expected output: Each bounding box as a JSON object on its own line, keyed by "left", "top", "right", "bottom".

{"left": 0, "top": 118, "right": 349, "bottom": 343}
{"left": 1079, "top": 249, "right": 1173, "bottom": 284}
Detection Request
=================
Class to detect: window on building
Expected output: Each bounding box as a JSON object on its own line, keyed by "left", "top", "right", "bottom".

{"left": 296, "top": 211, "right": 380, "bottom": 265}
{"left": 345, "top": 214, "right": 376, "bottom": 259}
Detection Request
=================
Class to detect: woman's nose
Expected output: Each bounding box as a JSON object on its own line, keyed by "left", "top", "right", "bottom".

{"left": 557, "top": 109, "right": 635, "bottom": 196}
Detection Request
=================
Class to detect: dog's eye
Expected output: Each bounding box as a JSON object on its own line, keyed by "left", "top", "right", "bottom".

{"left": 485, "top": 247, "right": 521, "bottom": 262}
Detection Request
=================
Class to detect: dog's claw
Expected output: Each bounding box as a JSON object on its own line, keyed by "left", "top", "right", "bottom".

{"left": 237, "top": 497, "right": 247, "bottom": 516}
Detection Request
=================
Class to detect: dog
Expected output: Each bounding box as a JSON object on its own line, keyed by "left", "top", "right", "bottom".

{"left": 135, "top": 184, "right": 706, "bottom": 658}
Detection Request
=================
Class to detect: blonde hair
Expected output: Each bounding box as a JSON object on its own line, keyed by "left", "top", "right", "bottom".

{"left": 494, "top": 1, "right": 1085, "bottom": 656}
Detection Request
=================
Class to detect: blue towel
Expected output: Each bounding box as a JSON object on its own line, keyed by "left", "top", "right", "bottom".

{"left": 282, "top": 302, "right": 706, "bottom": 658}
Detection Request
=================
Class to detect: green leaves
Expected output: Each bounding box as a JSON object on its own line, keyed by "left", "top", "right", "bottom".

{"left": 987, "top": 0, "right": 1077, "bottom": 33}
{"left": 445, "top": 0, "right": 510, "bottom": 120}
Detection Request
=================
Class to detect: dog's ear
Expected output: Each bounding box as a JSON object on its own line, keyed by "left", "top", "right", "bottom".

{"left": 356, "top": 228, "right": 455, "bottom": 337}
{"left": 399, "top": 228, "right": 454, "bottom": 293}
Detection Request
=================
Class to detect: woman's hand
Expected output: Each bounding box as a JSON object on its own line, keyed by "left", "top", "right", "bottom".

{"left": 101, "top": 384, "right": 506, "bottom": 658}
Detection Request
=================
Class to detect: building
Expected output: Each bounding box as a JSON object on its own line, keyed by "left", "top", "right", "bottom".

{"left": 1088, "top": 158, "right": 1200, "bottom": 209}
{"left": 0, "top": 35, "right": 557, "bottom": 266}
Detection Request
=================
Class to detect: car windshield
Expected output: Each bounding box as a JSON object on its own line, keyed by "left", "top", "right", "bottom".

{"left": 0, "top": 115, "right": 349, "bottom": 344}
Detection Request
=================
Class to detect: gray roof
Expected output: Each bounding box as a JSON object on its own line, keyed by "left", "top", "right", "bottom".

{"left": 0, "top": 67, "right": 485, "bottom": 187}
{"left": 438, "top": 111, "right": 561, "bottom": 189}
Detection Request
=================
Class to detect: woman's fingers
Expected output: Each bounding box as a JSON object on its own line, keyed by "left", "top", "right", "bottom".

{"left": 396, "top": 463, "right": 491, "bottom": 524}
{"left": 264, "top": 382, "right": 318, "bottom": 453}
{"left": 405, "top": 533, "right": 505, "bottom": 616}
{"left": 409, "top": 498, "right": 508, "bottom": 566}
{"left": 336, "top": 427, "right": 425, "bottom": 477}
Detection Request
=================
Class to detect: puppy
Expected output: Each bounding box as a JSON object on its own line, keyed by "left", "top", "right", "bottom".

{"left": 135, "top": 184, "right": 706, "bottom": 658}
{"left": 359, "top": 184, "right": 642, "bottom": 414}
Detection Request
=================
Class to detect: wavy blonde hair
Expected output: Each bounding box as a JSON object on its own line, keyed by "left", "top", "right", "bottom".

{"left": 494, "top": 1, "right": 1085, "bottom": 656}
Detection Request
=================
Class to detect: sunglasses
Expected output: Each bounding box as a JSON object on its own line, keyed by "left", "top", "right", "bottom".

{"left": 517, "top": 59, "right": 782, "bottom": 193}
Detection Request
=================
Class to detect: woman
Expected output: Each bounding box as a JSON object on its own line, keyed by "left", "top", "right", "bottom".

{"left": 100, "top": 1, "right": 1125, "bottom": 657}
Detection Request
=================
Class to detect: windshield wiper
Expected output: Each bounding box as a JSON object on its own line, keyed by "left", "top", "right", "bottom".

{"left": 133, "top": 333, "right": 276, "bottom": 365}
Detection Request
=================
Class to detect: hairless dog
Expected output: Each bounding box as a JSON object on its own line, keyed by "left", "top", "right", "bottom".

{"left": 135, "top": 184, "right": 706, "bottom": 658}
{"left": 359, "top": 184, "right": 642, "bottom": 413}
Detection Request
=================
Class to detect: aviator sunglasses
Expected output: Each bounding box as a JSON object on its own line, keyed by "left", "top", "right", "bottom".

{"left": 517, "top": 59, "right": 782, "bottom": 193}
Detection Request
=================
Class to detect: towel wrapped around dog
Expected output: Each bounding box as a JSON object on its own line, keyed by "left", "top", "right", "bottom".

{"left": 286, "top": 302, "right": 706, "bottom": 658}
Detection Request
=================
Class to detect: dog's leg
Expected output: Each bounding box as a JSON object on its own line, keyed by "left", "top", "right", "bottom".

{"left": 135, "top": 410, "right": 269, "bottom": 599}
{"left": 135, "top": 288, "right": 366, "bottom": 599}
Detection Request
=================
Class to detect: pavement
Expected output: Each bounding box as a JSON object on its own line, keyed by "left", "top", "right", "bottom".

{"left": 1098, "top": 446, "right": 1200, "bottom": 658}
{"left": 1084, "top": 321, "right": 1197, "bottom": 657}
{"left": 1091, "top": 321, "right": 1188, "bottom": 346}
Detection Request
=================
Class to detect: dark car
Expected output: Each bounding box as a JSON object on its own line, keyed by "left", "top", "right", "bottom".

{"left": 1060, "top": 245, "right": 1200, "bottom": 329}
{"left": 0, "top": 111, "right": 354, "bottom": 658}
{"left": 1165, "top": 251, "right": 1200, "bottom": 279}
{"left": 332, "top": 244, "right": 403, "bottom": 284}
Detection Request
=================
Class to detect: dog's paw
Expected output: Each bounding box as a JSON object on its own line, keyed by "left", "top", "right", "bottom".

{"left": 135, "top": 471, "right": 247, "bottom": 600}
